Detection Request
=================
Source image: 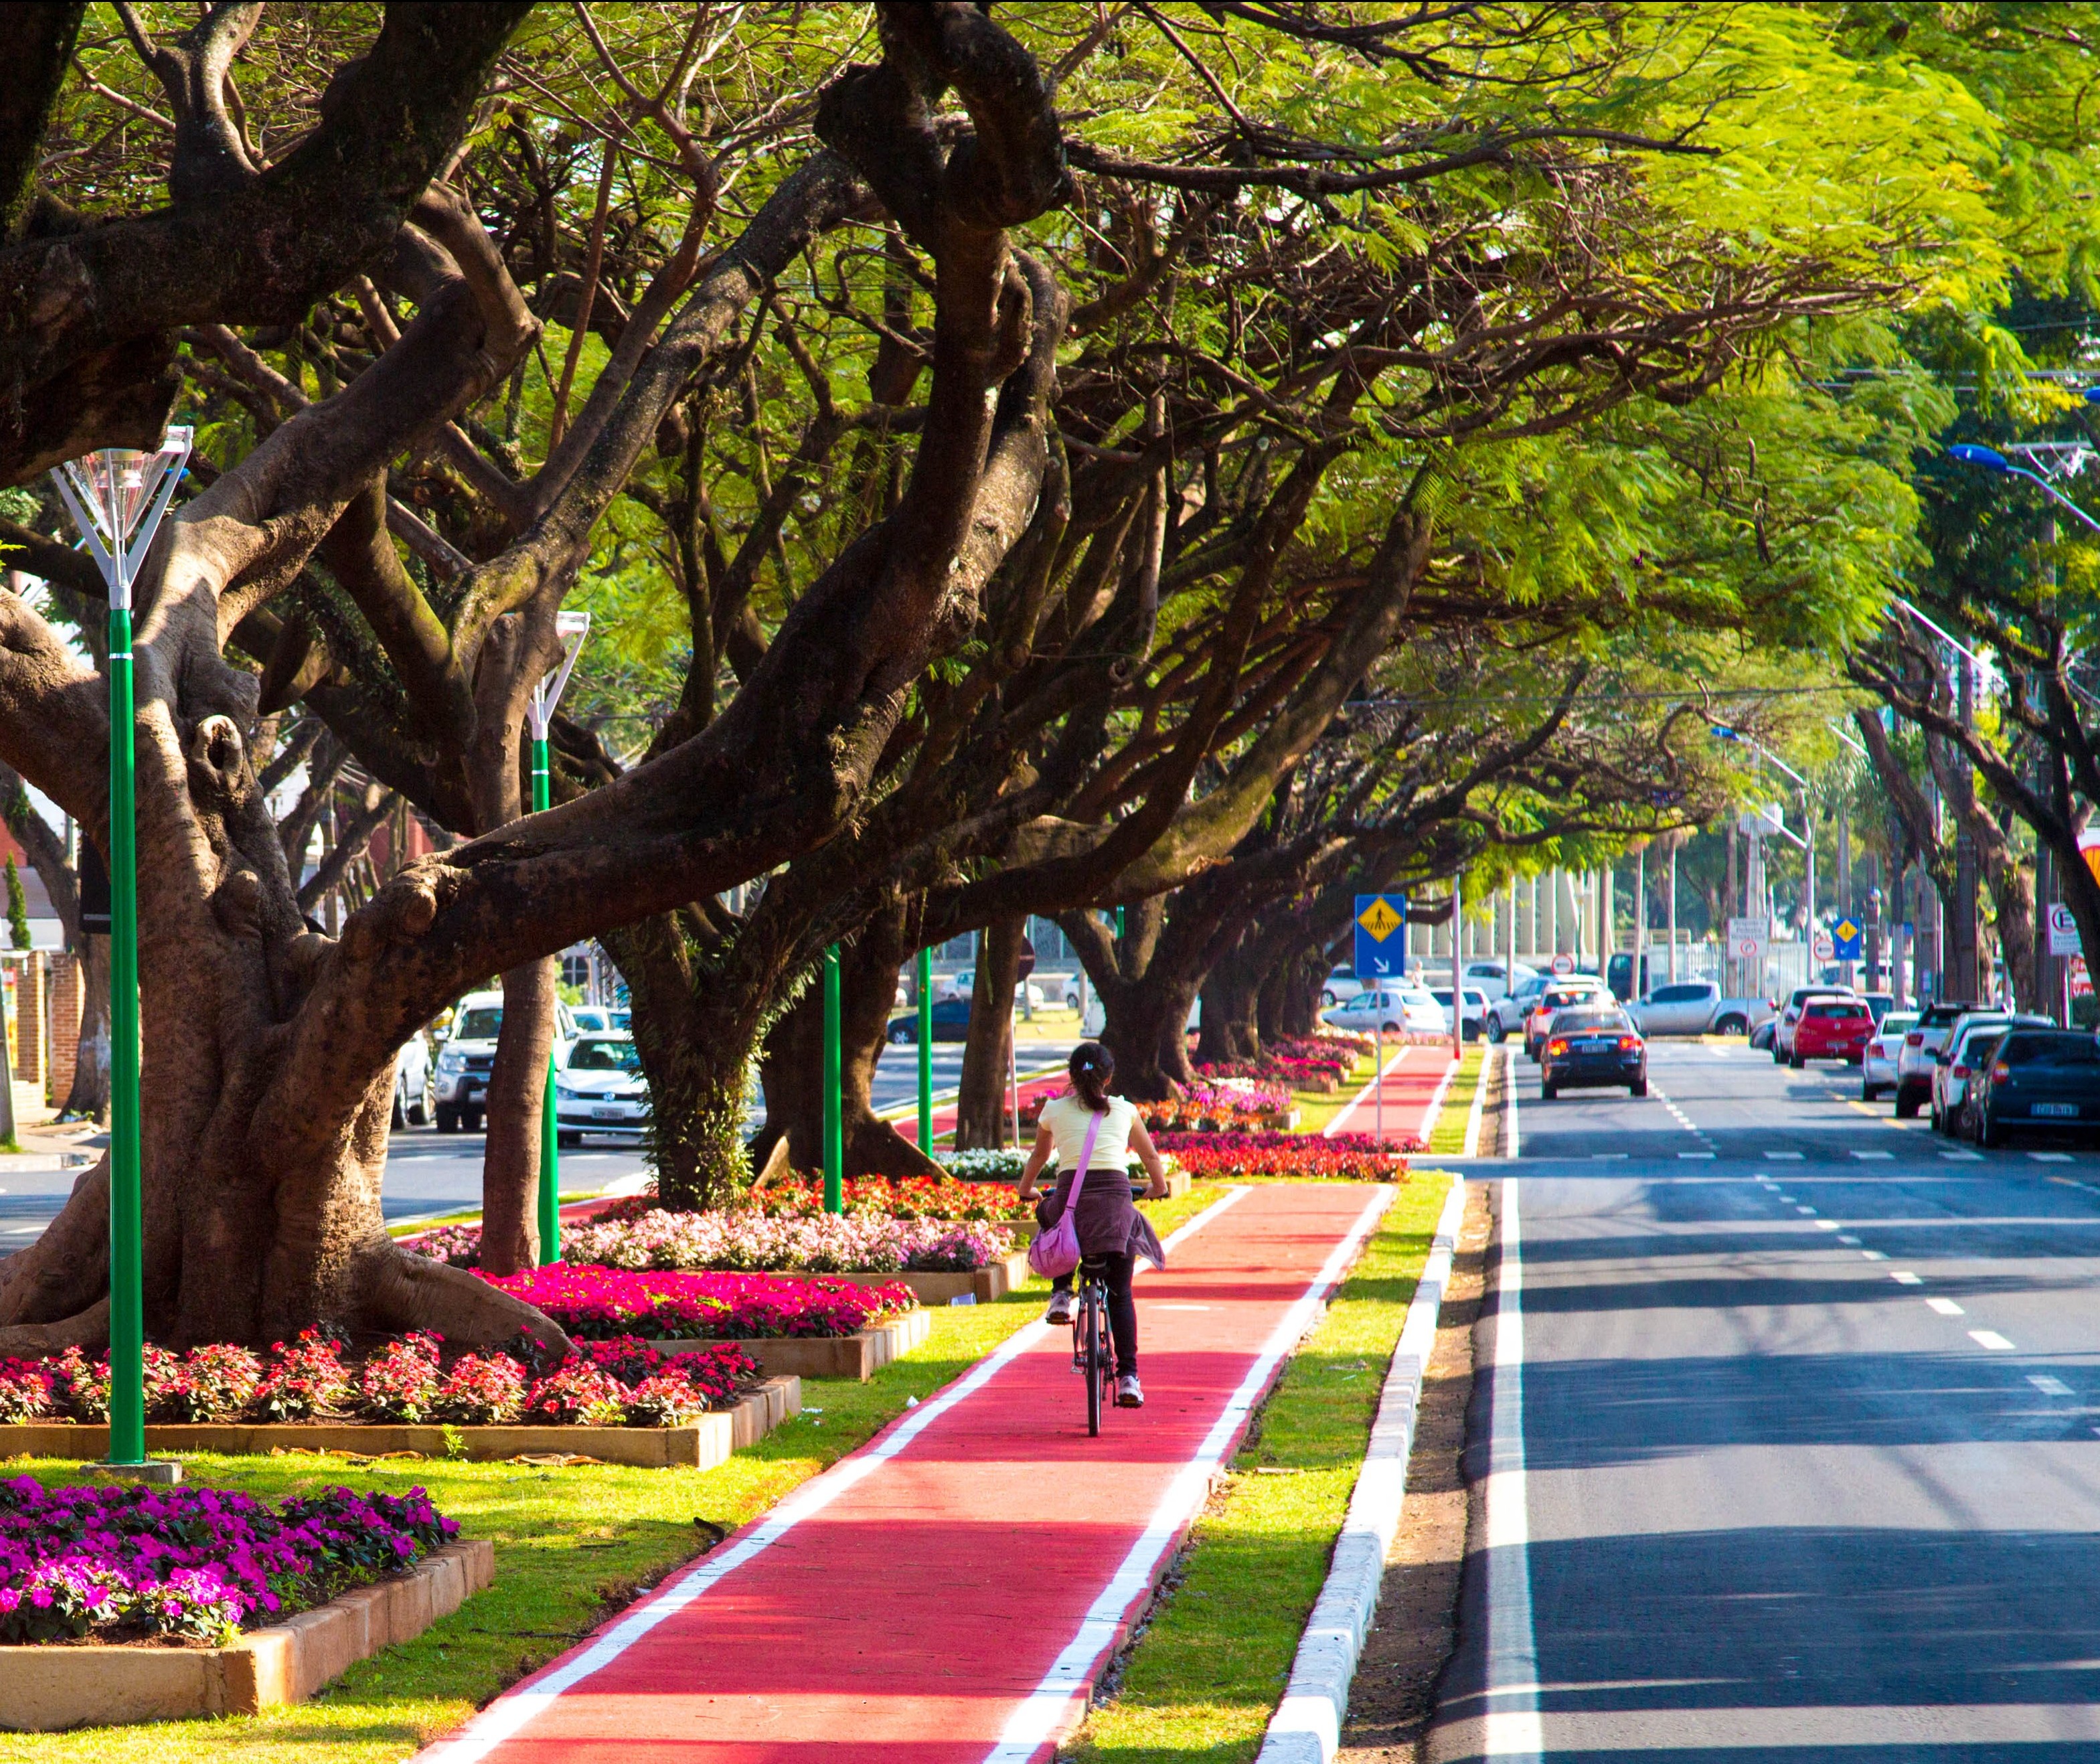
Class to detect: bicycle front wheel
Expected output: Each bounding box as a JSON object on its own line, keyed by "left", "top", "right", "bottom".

{"left": 1084, "top": 1292, "right": 1105, "bottom": 1437}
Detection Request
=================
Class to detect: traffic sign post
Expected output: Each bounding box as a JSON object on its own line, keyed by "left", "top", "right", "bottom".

{"left": 1812, "top": 933, "right": 1835, "bottom": 965}
{"left": 1832, "top": 918, "right": 1863, "bottom": 963}
{"left": 2048, "top": 902, "right": 2082, "bottom": 957}
{"left": 1551, "top": 953, "right": 1574, "bottom": 977}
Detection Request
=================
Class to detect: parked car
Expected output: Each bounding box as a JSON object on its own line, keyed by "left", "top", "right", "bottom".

{"left": 1787, "top": 997, "right": 1874, "bottom": 1068}
{"left": 1859, "top": 992, "right": 1894, "bottom": 1025}
{"left": 1772, "top": 985, "right": 1859, "bottom": 1064}
{"left": 1862, "top": 1011, "right": 1916, "bottom": 1101}
{"left": 432, "top": 992, "right": 578, "bottom": 1133}
{"left": 1933, "top": 1012, "right": 2051, "bottom": 1136}
{"left": 888, "top": 997, "right": 973, "bottom": 1042}
{"left": 1539, "top": 1006, "right": 1647, "bottom": 1099}
{"left": 1525, "top": 979, "right": 1612, "bottom": 1060}
{"left": 1491, "top": 973, "right": 1552, "bottom": 1038}
{"left": 570, "top": 1006, "right": 628, "bottom": 1034}
{"left": 1460, "top": 959, "right": 1536, "bottom": 1003}
{"left": 1325, "top": 984, "right": 1446, "bottom": 1037}
{"left": 1321, "top": 966, "right": 1370, "bottom": 1008}
{"left": 392, "top": 1032, "right": 432, "bottom": 1129}
{"left": 1430, "top": 986, "right": 1498, "bottom": 1042}
{"left": 1894, "top": 999, "right": 1982, "bottom": 1118}
{"left": 1969, "top": 1029, "right": 2100, "bottom": 1145}
{"left": 553, "top": 1034, "right": 651, "bottom": 1146}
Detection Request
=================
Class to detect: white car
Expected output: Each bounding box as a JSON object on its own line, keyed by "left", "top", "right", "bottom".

{"left": 1862, "top": 1011, "right": 1915, "bottom": 1101}
{"left": 1460, "top": 959, "right": 1537, "bottom": 1003}
{"left": 432, "top": 991, "right": 578, "bottom": 1133}
{"left": 569, "top": 1006, "right": 631, "bottom": 1034}
{"left": 1431, "top": 986, "right": 1498, "bottom": 1042}
{"left": 554, "top": 1034, "right": 651, "bottom": 1146}
{"left": 1324, "top": 984, "right": 1446, "bottom": 1037}
{"left": 1321, "top": 965, "right": 1368, "bottom": 1007}
{"left": 392, "top": 1032, "right": 432, "bottom": 1129}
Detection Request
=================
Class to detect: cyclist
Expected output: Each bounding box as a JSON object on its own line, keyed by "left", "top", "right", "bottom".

{"left": 1016, "top": 1041, "right": 1170, "bottom": 1408}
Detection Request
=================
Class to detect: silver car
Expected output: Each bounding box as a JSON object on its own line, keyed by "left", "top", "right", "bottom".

{"left": 1631, "top": 979, "right": 1722, "bottom": 1036}
{"left": 1894, "top": 1000, "right": 1982, "bottom": 1117}
{"left": 1862, "top": 1011, "right": 1915, "bottom": 1101}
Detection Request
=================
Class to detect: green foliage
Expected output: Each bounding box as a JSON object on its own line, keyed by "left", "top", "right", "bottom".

{"left": 5, "top": 856, "right": 29, "bottom": 951}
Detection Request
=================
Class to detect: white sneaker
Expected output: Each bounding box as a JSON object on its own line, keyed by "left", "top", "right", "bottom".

{"left": 1044, "top": 1291, "right": 1076, "bottom": 1325}
{"left": 1116, "top": 1374, "right": 1143, "bottom": 1408}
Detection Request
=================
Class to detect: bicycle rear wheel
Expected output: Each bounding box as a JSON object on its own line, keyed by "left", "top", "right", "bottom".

{"left": 1084, "top": 1289, "right": 1105, "bottom": 1437}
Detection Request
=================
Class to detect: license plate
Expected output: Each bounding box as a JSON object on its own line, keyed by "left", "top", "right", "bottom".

{"left": 592, "top": 1106, "right": 626, "bottom": 1119}
{"left": 2034, "top": 1103, "right": 2080, "bottom": 1119}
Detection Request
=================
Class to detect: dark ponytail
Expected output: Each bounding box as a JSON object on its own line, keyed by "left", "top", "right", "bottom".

{"left": 1070, "top": 1041, "right": 1115, "bottom": 1113}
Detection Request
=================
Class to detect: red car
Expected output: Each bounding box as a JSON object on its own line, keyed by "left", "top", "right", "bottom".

{"left": 1789, "top": 997, "right": 1874, "bottom": 1068}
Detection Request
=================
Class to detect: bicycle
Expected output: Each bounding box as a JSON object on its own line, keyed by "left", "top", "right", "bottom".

{"left": 1070, "top": 1255, "right": 1115, "bottom": 1436}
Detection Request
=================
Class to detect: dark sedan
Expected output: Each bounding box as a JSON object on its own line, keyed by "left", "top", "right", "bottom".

{"left": 1540, "top": 1007, "right": 1647, "bottom": 1099}
{"left": 887, "top": 997, "right": 973, "bottom": 1043}
{"left": 1969, "top": 1030, "right": 2100, "bottom": 1146}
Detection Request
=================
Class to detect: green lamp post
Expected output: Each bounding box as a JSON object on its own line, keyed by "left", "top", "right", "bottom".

{"left": 822, "top": 945, "right": 843, "bottom": 1212}
{"left": 916, "top": 947, "right": 933, "bottom": 1153}
{"left": 52, "top": 429, "right": 193, "bottom": 1475}
{"left": 526, "top": 609, "right": 590, "bottom": 1265}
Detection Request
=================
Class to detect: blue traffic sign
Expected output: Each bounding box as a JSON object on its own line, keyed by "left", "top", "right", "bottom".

{"left": 1353, "top": 894, "right": 1408, "bottom": 981}
{"left": 1831, "top": 918, "right": 1863, "bottom": 962}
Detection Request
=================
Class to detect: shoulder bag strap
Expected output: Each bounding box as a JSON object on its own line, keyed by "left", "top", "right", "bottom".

{"left": 1068, "top": 1109, "right": 1104, "bottom": 1211}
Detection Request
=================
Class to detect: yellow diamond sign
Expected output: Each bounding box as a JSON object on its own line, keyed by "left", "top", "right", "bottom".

{"left": 1357, "top": 897, "right": 1403, "bottom": 942}
{"left": 1835, "top": 918, "right": 1859, "bottom": 942}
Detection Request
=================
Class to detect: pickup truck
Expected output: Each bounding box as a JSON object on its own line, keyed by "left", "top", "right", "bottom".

{"left": 1625, "top": 979, "right": 1775, "bottom": 1038}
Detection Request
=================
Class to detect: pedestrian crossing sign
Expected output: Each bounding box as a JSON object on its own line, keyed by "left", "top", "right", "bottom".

{"left": 1832, "top": 918, "right": 1862, "bottom": 961}
{"left": 1354, "top": 894, "right": 1407, "bottom": 981}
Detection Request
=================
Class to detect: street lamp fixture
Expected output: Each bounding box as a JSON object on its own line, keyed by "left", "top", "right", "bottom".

{"left": 526, "top": 609, "right": 589, "bottom": 1265}
{"left": 49, "top": 428, "right": 193, "bottom": 1479}
{"left": 1949, "top": 441, "right": 2100, "bottom": 536}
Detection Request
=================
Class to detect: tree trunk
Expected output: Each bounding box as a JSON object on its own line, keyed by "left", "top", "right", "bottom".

{"left": 955, "top": 918, "right": 1024, "bottom": 1149}
{"left": 479, "top": 957, "right": 553, "bottom": 1275}
{"left": 1198, "top": 944, "right": 1262, "bottom": 1063}
{"left": 1097, "top": 963, "right": 1202, "bottom": 1101}
{"left": 60, "top": 935, "right": 111, "bottom": 1123}
{"left": 757, "top": 954, "right": 939, "bottom": 1180}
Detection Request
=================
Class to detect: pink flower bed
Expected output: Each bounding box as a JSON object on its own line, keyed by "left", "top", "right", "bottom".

{"left": 0, "top": 1477, "right": 455, "bottom": 1644}
{"left": 1153, "top": 1130, "right": 1411, "bottom": 1178}
{"left": 475, "top": 1265, "right": 915, "bottom": 1341}
{"left": 0, "top": 1330, "right": 758, "bottom": 1429}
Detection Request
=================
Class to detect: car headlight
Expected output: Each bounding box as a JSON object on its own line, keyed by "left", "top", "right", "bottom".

{"left": 436, "top": 1050, "right": 465, "bottom": 1074}
{"left": 555, "top": 1085, "right": 584, "bottom": 1101}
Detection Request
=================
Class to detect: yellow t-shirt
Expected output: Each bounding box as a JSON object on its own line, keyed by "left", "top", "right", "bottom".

{"left": 1042, "top": 1093, "right": 1135, "bottom": 1172}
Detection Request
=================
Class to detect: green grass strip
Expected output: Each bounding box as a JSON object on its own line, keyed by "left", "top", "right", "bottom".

{"left": 1064, "top": 1170, "right": 1455, "bottom": 1764}
{"left": 0, "top": 1183, "right": 1228, "bottom": 1764}
{"left": 1426, "top": 1045, "right": 1489, "bottom": 1155}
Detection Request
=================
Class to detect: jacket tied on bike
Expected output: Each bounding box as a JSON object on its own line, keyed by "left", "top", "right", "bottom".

{"left": 1033, "top": 1095, "right": 1167, "bottom": 1267}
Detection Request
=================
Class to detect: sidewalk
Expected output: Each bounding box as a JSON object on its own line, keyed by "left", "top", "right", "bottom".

{"left": 1323, "top": 1044, "right": 1458, "bottom": 1146}
{"left": 419, "top": 1180, "right": 1391, "bottom": 1764}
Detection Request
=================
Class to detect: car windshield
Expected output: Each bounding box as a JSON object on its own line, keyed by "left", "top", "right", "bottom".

{"left": 2000, "top": 1034, "right": 2100, "bottom": 1066}
{"left": 570, "top": 1039, "right": 641, "bottom": 1072}
{"left": 1919, "top": 1004, "right": 1974, "bottom": 1028}
{"left": 453, "top": 1008, "right": 501, "bottom": 1040}
{"left": 1805, "top": 1001, "right": 1868, "bottom": 1019}
{"left": 1554, "top": 1011, "right": 1627, "bottom": 1034}
{"left": 1880, "top": 1014, "right": 1917, "bottom": 1036}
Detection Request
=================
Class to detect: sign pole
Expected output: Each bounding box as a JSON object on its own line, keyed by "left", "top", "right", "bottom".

{"left": 1451, "top": 872, "right": 1464, "bottom": 1064}
{"left": 823, "top": 946, "right": 843, "bottom": 1212}
{"left": 916, "top": 947, "right": 933, "bottom": 1152}
{"left": 532, "top": 733, "right": 560, "bottom": 1265}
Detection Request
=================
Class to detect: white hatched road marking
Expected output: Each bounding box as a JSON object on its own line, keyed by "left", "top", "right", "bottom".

{"left": 1891, "top": 1271, "right": 1923, "bottom": 1285}
{"left": 1927, "top": 1297, "right": 1965, "bottom": 1317}
{"left": 1971, "top": 1330, "right": 2016, "bottom": 1352}
{"left": 2030, "top": 1376, "right": 2075, "bottom": 1396}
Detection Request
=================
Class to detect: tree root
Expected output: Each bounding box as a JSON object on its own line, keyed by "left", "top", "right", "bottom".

{"left": 0, "top": 1297, "right": 109, "bottom": 1358}
{"left": 353, "top": 1239, "right": 576, "bottom": 1358}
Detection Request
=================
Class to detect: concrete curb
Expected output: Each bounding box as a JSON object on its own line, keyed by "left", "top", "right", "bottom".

{"left": 1255, "top": 1174, "right": 1468, "bottom": 1764}
{"left": 0, "top": 1536, "right": 494, "bottom": 1730}
{"left": 651, "top": 1307, "right": 933, "bottom": 1381}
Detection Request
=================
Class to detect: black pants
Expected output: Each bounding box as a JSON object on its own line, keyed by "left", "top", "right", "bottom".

{"left": 1050, "top": 1253, "right": 1139, "bottom": 1376}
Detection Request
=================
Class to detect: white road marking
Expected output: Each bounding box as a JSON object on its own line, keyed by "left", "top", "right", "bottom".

{"left": 1861, "top": 1250, "right": 1888, "bottom": 1261}
{"left": 2030, "top": 1375, "right": 2075, "bottom": 1396}
{"left": 1795, "top": 1205, "right": 1817, "bottom": 1215}
{"left": 1852, "top": 1150, "right": 1894, "bottom": 1160}
{"left": 2030, "top": 1152, "right": 2074, "bottom": 1163}
{"left": 1891, "top": 1271, "right": 1923, "bottom": 1285}
{"left": 1479, "top": 1178, "right": 1544, "bottom": 1759}
{"left": 1970, "top": 1330, "right": 2016, "bottom": 1351}
{"left": 1504, "top": 1048, "right": 1520, "bottom": 1160}
{"left": 1927, "top": 1297, "right": 1965, "bottom": 1316}
{"left": 1677, "top": 1151, "right": 1714, "bottom": 1159}
{"left": 1764, "top": 1151, "right": 1803, "bottom": 1160}
{"left": 1838, "top": 1235, "right": 1861, "bottom": 1245}
{"left": 1815, "top": 1220, "right": 1841, "bottom": 1231}
{"left": 1941, "top": 1150, "right": 1982, "bottom": 1161}
{"left": 1590, "top": 1153, "right": 1628, "bottom": 1161}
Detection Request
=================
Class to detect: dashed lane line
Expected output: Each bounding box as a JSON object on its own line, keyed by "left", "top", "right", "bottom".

{"left": 1971, "top": 1330, "right": 2017, "bottom": 1351}
{"left": 2030, "top": 1375, "right": 2075, "bottom": 1396}
{"left": 1927, "top": 1297, "right": 1965, "bottom": 1317}
{"left": 1891, "top": 1271, "right": 1923, "bottom": 1285}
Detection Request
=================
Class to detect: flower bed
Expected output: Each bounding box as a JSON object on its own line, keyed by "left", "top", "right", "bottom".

{"left": 476, "top": 1265, "right": 915, "bottom": 1342}
{"left": 748, "top": 1170, "right": 1035, "bottom": 1222}
{"left": 937, "top": 1148, "right": 1154, "bottom": 1184}
{"left": 416, "top": 1208, "right": 1014, "bottom": 1274}
{"left": 1192, "top": 1035, "right": 1372, "bottom": 1094}
{"left": 1154, "top": 1130, "right": 1411, "bottom": 1179}
{"left": 0, "top": 1331, "right": 756, "bottom": 1430}
{"left": 1019, "top": 1080, "right": 1294, "bottom": 1134}
{"left": 0, "top": 1475, "right": 455, "bottom": 1645}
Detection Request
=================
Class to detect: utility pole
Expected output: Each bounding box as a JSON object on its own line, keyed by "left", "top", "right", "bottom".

{"left": 1667, "top": 842, "right": 1679, "bottom": 984}
{"left": 1951, "top": 655, "right": 1980, "bottom": 1001}
{"left": 1634, "top": 849, "right": 1647, "bottom": 999}
{"left": 1451, "top": 871, "right": 1464, "bottom": 1064}
{"left": 1837, "top": 804, "right": 1853, "bottom": 989}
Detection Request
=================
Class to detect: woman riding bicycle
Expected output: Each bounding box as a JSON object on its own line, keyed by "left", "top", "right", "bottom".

{"left": 1017, "top": 1042, "right": 1170, "bottom": 1408}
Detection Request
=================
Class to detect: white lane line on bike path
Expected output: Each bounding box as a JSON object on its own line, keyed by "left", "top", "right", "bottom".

{"left": 983, "top": 1184, "right": 1396, "bottom": 1764}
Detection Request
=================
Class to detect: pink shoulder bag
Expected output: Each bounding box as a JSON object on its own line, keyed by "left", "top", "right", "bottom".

{"left": 1027, "top": 1109, "right": 1103, "bottom": 1281}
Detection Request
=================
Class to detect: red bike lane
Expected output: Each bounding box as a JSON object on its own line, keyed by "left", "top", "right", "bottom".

{"left": 418, "top": 1180, "right": 1391, "bottom": 1764}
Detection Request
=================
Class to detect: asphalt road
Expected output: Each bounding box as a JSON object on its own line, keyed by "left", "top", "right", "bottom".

{"left": 1431, "top": 1037, "right": 2100, "bottom": 1757}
